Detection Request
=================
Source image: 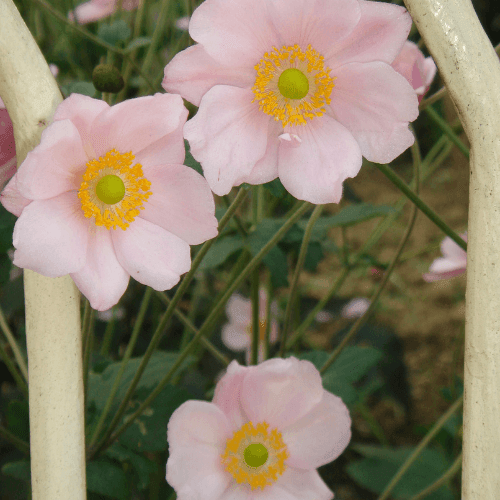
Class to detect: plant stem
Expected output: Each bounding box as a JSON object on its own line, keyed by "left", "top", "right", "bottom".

{"left": 0, "top": 339, "right": 28, "bottom": 399}
{"left": 0, "top": 424, "right": 30, "bottom": 455}
{"left": 0, "top": 305, "right": 28, "bottom": 381}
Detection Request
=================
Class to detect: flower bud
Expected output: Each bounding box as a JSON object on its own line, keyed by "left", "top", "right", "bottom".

{"left": 92, "top": 64, "right": 124, "bottom": 93}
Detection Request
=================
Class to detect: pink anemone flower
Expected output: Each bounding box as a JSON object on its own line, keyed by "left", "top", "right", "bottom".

{"left": 162, "top": 0, "right": 419, "bottom": 204}
{"left": 423, "top": 232, "right": 467, "bottom": 282}
{"left": 68, "top": 0, "right": 140, "bottom": 25}
{"left": 222, "top": 289, "right": 279, "bottom": 364}
{"left": 0, "top": 97, "right": 17, "bottom": 192}
{"left": 0, "top": 93, "right": 218, "bottom": 311}
{"left": 166, "top": 356, "right": 351, "bottom": 500}
{"left": 391, "top": 40, "right": 437, "bottom": 103}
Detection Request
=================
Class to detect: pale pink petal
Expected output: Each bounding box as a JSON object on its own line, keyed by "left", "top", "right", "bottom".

{"left": 328, "top": 0, "right": 412, "bottom": 67}
{"left": 268, "top": 0, "right": 360, "bottom": 60}
{"left": 218, "top": 484, "right": 251, "bottom": 500}
{"left": 212, "top": 360, "right": 249, "bottom": 430}
{"left": 441, "top": 233, "right": 467, "bottom": 261}
{"left": 138, "top": 164, "right": 218, "bottom": 245}
{"left": 221, "top": 323, "right": 250, "bottom": 351}
{"left": 329, "top": 61, "right": 418, "bottom": 163}
{"left": 278, "top": 115, "right": 362, "bottom": 204}
{"left": 162, "top": 45, "right": 255, "bottom": 107}
{"left": 0, "top": 157, "right": 16, "bottom": 192}
{"left": 49, "top": 64, "right": 59, "bottom": 77}
{"left": 69, "top": 0, "right": 116, "bottom": 24}
{"left": 259, "top": 468, "right": 333, "bottom": 500}
{"left": 166, "top": 401, "right": 231, "bottom": 500}
{"left": 16, "top": 120, "right": 87, "bottom": 200}
{"left": 243, "top": 119, "right": 282, "bottom": 185}
{"left": 52, "top": 93, "right": 109, "bottom": 158}
{"left": 427, "top": 256, "right": 465, "bottom": 275}
{"left": 422, "top": 57, "right": 437, "bottom": 90}
{"left": 90, "top": 93, "right": 187, "bottom": 160}
{"left": 112, "top": 217, "right": 191, "bottom": 291}
{"left": 0, "top": 108, "right": 16, "bottom": 168}
{"left": 12, "top": 192, "right": 88, "bottom": 277}
{"left": 175, "top": 16, "right": 190, "bottom": 31}
{"left": 225, "top": 294, "right": 252, "bottom": 325}
{"left": 341, "top": 297, "right": 371, "bottom": 319}
{"left": 423, "top": 268, "right": 466, "bottom": 283}
{"left": 70, "top": 226, "right": 130, "bottom": 311}
{"left": 188, "top": 0, "right": 281, "bottom": 67}
{"left": 184, "top": 86, "right": 270, "bottom": 196}
{"left": 241, "top": 357, "right": 324, "bottom": 430}
{"left": 0, "top": 173, "right": 32, "bottom": 217}
{"left": 282, "top": 391, "right": 351, "bottom": 469}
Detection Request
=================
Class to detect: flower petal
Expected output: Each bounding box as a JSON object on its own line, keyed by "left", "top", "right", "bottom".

{"left": 328, "top": 0, "right": 412, "bottom": 67}
{"left": 112, "top": 217, "right": 191, "bottom": 291}
{"left": 70, "top": 226, "right": 130, "bottom": 311}
{"left": 212, "top": 360, "right": 250, "bottom": 431}
{"left": 184, "top": 86, "right": 269, "bottom": 196}
{"left": 12, "top": 192, "right": 88, "bottom": 277}
{"left": 241, "top": 357, "right": 324, "bottom": 430}
{"left": 16, "top": 120, "right": 87, "bottom": 200}
{"left": 162, "top": 44, "right": 255, "bottom": 107}
{"left": 278, "top": 115, "right": 362, "bottom": 204}
{"left": 69, "top": 0, "right": 115, "bottom": 24}
{"left": 0, "top": 173, "right": 32, "bottom": 217}
{"left": 167, "top": 401, "right": 231, "bottom": 500}
{"left": 188, "top": 0, "right": 281, "bottom": 67}
{"left": 441, "top": 233, "right": 467, "bottom": 261}
{"left": 329, "top": 61, "right": 418, "bottom": 164}
{"left": 225, "top": 294, "right": 252, "bottom": 325}
{"left": 423, "top": 268, "right": 466, "bottom": 283}
{"left": 282, "top": 390, "right": 351, "bottom": 469}
{"left": 260, "top": 468, "right": 333, "bottom": 500}
{"left": 90, "top": 93, "right": 187, "bottom": 160}
{"left": 0, "top": 107, "right": 16, "bottom": 167}
{"left": 52, "top": 94, "right": 109, "bottom": 158}
{"left": 268, "top": 0, "right": 360, "bottom": 60}
{"left": 221, "top": 324, "right": 250, "bottom": 351}
{"left": 139, "top": 164, "right": 218, "bottom": 245}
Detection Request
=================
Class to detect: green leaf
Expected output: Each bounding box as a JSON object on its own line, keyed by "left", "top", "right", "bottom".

{"left": 247, "top": 219, "right": 302, "bottom": 256}
{"left": 198, "top": 235, "right": 245, "bottom": 270}
{"left": 64, "top": 81, "right": 96, "bottom": 97}
{"left": 262, "top": 246, "right": 288, "bottom": 288}
{"left": 0, "top": 253, "right": 12, "bottom": 284}
{"left": 105, "top": 443, "right": 156, "bottom": 490}
{"left": 263, "top": 178, "right": 286, "bottom": 197}
{"left": 118, "top": 385, "right": 192, "bottom": 452}
{"left": 87, "top": 459, "right": 129, "bottom": 500}
{"left": 87, "top": 351, "right": 194, "bottom": 413}
{"left": 6, "top": 400, "right": 30, "bottom": 442}
{"left": 347, "top": 445, "right": 455, "bottom": 500}
{"left": 124, "top": 36, "right": 152, "bottom": 53}
{"left": 303, "top": 241, "right": 323, "bottom": 272}
{"left": 98, "top": 20, "right": 131, "bottom": 46}
{"left": 1, "top": 461, "right": 30, "bottom": 482}
{"left": 184, "top": 140, "right": 203, "bottom": 175}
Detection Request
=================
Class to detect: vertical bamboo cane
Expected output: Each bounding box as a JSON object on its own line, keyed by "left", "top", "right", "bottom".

{"left": 403, "top": 0, "right": 500, "bottom": 498}
{"left": 0, "top": 1, "right": 86, "bottom": 499}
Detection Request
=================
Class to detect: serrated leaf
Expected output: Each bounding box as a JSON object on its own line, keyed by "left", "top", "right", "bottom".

{"left": 124, "top": 36, "right": 152, "bottom": 53}
{"left": 347, "top": 446, "right": 455, "bottom": 500}
{"left": 98, "top": 20, "right": 131, "bottom": 46}
{"left": 118, "top": 385, "right": 192, "bottom": 452}
{"left": 87, "top": 460, "right": 129, "bottom": 500}
{"left": 1, "top": 461, "right": 30, "bottom": 482}
{"left": 198, "top": 235, "right": 245, "bottom": 270}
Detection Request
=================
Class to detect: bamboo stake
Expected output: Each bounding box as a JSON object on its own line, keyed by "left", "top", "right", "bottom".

{"left": 403, "top": 0, "right": 500, "bottom": 498}
{"left": 0, "top": 1, "right": 86, "bottom": 499}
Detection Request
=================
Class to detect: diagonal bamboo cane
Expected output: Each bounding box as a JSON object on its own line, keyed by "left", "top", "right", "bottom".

{"left": 403, "top": 0, "right": 500, "bottom": 498}
{"left": 0, "top": 1, "right": 85, "bottom": 499}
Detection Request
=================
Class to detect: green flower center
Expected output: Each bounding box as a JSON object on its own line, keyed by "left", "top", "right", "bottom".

{"left": 95, "top": 174, "right": 125, "bottom": 205}
{"left": 244, "top": 443, "right": 269, "bottom": 468}
{"left": 277, "top": 68, "right": 309, "bottom": 100}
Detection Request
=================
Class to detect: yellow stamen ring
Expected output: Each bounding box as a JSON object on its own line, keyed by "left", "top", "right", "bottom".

{"left": 78, "top": 149, "right": 152, "bottom": 231}
{"left": 221, "top": 421, "right": 289, "bottom": 490}
{"left": 252, "top": 44, "right": 335, "bottom": 127}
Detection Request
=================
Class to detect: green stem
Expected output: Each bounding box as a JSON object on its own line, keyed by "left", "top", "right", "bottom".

{"left": 424, "top": 105, "right": 469, "bottom": 159}
{"left": 100, "top": 315, "right": 116, "bottom": 357}
{"left": 263, "top": 274, "right": 272, "bottom": 361}
{"left": 408, "top": 452, "right": 462, "bottom": 500}
{"left": 222, "top": 195, "right": 247, "bottom": 237}
{"left": 250, "top": 186, "right": 260, "bottom": 366}
{"left": 88, "top": 188, "right": 248, "bottom": 459}
{"left": 0, "top": 340, "right": 28, "bottom": 399}
{"left": 82, "top": 300, "right": 95, "bottom": 404}
{"left": 87, "top": 286, "right": 152, "bottom": 451}
{"left": 377, "top": 396, "right": 463, "bottom": 500}
{"left": 320, "top": 132, "right": 422, "bottom": 375}
{"left": 280, "top": 204, "right": 324, "bottom": 357}
{"left": 0, "top": 305, "right": 28, "bottom": 381}
{"left": 94, "top": 201, "right": 311, "bottom": 455}
{"left": 0, "top": 424, "right": 30, "bottom": 455}
{"left": 374, "top": 163, "right": 466, "bottom": 252}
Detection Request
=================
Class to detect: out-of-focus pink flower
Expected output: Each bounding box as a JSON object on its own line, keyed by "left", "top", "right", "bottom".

{"left": 166, "top": 357, "right": 351, "bottom": 499}
{"left": 49, "top": 64, "right": 60, "bottom": 78}
{"left": 423, "top": 232, "right": 467, "bottom": 282}
{"left": 391, "top": 40, "right": 437, "bottom": 103}
{"left": 163, "top": 0, "right": 419, "bottom": 204}
{"left": 0, "top": 98, "right": 16, "bottom": 192}
{"left": 1, "top": 93, "right": 218, "bottom": 311}
{"left": 175, "top": 16, "right": 190, "bottom": 31}
{"left": 68, "top": 0, "right": 140, "bottom": 24}
{"left": 222, "top": 289, "right": 279, "bottom": 363}
{"left": 341, "top": 297, "right": 371, "bottom": 319}
{"left": 97, "top": 305, "right": 125, "bottom": 322}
